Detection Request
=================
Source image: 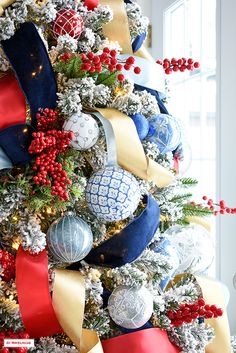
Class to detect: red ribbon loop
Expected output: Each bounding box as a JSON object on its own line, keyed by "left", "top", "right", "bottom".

{"left": 0, "top": 72, "right": 26, "bottom": 130}
{"left": 16, "top": 246, "right": 63, "bottom": 338}
{"left": 102, "top": 328, "right": 181, "bottom": 353}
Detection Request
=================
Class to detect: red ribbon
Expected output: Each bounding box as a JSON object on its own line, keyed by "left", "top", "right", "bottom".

{"left": 102, "top": 328, "right": 181, "bottom": 353}
{"left": 16, "top": 246, "right": 63, "bottom": 338}
{"left": 0, "top": 72, "right": 26, "bottom": 130}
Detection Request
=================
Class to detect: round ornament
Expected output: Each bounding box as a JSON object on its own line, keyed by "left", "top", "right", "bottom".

{"left": 63, "top": 112, "right": 99, "bottom": 150}
{"left": 152, "top": 237, "right": 179, "bottom": 289}
{"left": 47, "top": 214, "right": 93, "bottom": 263}
{"left": 108, "top": 285, "right": 153, "bottom": 329}
{"left": 164, "top": 224, "right": 215, "bottom": 274}
{"left": 84, "top": 0, "right": 99, "bottom": 11}
{"left": 130, "top": 114, "right": 149, "bottom": 140}
{"left": 52, "top": 9, "right": 84, "bottom": 39}
{"left": 85, "top": 166, "right": 141, "bottom": 222}
{"left": 146, "top": 114, "right": 182, "bottom": 154}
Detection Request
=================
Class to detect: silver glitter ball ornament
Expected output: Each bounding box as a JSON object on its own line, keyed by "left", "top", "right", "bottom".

{"left": 47, "top": 214, "right": 93, "bottom": 263}
{"left": 108, "top": 285, "right": 153, "bottom": 329}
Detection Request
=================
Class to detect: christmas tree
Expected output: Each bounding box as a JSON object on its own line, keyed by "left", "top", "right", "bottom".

{"left": 0, "top": 1, "right": 232, "bottom": 353}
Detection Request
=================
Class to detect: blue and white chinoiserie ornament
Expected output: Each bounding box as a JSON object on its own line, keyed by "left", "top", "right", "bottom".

{"left": 152, "top": 237, "right": 180, "bottom": 290}
{"left": 164, "top": 224, "right": 215, "bottom": 275}
{"left": 63, "top": 112, "right": 99, "bottom": 150}
{"left": 146, "top": 114, "right": 182, "bottom": 154}
{"left": 130, "top": 113, "right": 149, "bottom": 140}
{"left": 108, "top": 285, "right": 153, "bottom": 329}
{"left": 85, "top": 166, "right": 141, "bottom": 222}
{"left": 47, "top": 214, "right": 93, "bottom": 263}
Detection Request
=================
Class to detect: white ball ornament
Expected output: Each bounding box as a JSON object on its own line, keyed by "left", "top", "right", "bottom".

{"left": 85, "top": 166, "right": 141, "bottom": 222}
{"left": 63, "top": 112, "right": 99, "bottom": 150}
{"left": 108, "top": 285, "right": 153, "bottom": 329}
{"left": 47, "top": 214, "right": 93, "bottom": 263}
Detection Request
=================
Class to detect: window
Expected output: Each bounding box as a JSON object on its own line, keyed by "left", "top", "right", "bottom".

{"left": 163, "top": 0, "right": 217, "bottom": 274}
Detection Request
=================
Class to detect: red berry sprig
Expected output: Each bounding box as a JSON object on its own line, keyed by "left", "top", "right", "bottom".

{"left": 29, "top": 109, "right": 73, "bottom": 202}
{"left": 200, "top": 196, "right": 236, "bottom": 216}
{"left": 0, "top": 330, "right": 29, "bottom": 353}
{"left": 156, "top": 57, "right": 200, "bottom": 75}
{"left": 60, "top": 49, "right": 141, "bottom": 82}
{"left": 0, "top": 250, "right": 15, "bottom": 282}
{"left": 167, "top": 298, "right": 223, "bottom": 327}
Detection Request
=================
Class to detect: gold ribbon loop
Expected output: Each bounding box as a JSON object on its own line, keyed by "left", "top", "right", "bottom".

{"left": 99, "top": 0, "right": 133, "bottom": 54}
{"left": 96, "top": 108, "right": 174, "bottom": 188}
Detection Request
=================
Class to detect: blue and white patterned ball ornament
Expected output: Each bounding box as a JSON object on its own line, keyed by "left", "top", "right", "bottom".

{"left": 130, "top": 114, "right": 149, "bottom": 140}
{"left": 85, "top": 166, "right": 141, "bottom": 222}
{"left": 146, "top": 114, "right": 182, "bottom": 154}
{"left": 63, "top": 112, "right": 99, "bottom": 150}
{"left": 47, "top": 214, "right": 93, "bottom": 263}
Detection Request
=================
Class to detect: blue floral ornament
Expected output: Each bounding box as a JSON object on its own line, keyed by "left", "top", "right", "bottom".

{"left": 146, "top": 114, "right": 182, "bottom": 154}
{"left": 85, "top": 166, "right": 141, "bottom": 222}
{"left": 130, "top": 114, "right": 149, "bottom": 140}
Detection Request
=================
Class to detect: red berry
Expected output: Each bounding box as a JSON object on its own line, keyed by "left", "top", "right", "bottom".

{"left": 108, "top": 65, "right": 115, "bottom": 72}
{"left": 165, "top": 68, "right": 172, "bottom": 75}
{"left": 202, "top": 196, "right": 208, "bottom": 201}
{"left": 134, "top": 67, "right": 141, "bottom": 74}
{"left": 110, "top": 50, "right": 117, "bottom": 57}
{"left": 156, "top": 60, "right": 163, "bottom": 65}
{"left": 185, "top": 317, "right": 193, "bottom": 323}
{"left": 216, "top": 308, "right": 223, "bottom": 316}
{"left": 126, "top": 56, "right": 135, "bottom": 65}
{"left": 173, "top": 65, "right": 179, "bottom": 72}
{"left": 178, "top": 59, "right": 184, "bottom": 66}
{"left": 87, "top": 52, "right": 94, "bottom": 59}
{"left": 198, "top": 298, "right": 205, "bottom": 307}
{"left": 205, "top": 311, "right": 214, "bottom": 319}
{"left": 116, "top": 64, "right": 123, "bottom": 71}
{"left": 220, "top": 209, "right": 225, "bottom": 215}
{"left": 124, "top": 64, "right": 131, "bottom": 71}
{"left": 163, "top": 61, "right": 170, "bottom": 69}
{"left": 194, "top": 62, "right": 200, "bottom": 68}
{"left": 210, "top": 304, "right": 217, "bottom": 312}
{"left": 103, "top": 47, "right": 110, "bottom": 53}
{"left": 188, "top": 58, "right": 194, "bottom": 64}
{"left": 226, "top": 208, "right": 231, "bottom": 214}
{"left": 214, "top": 211, "right": 218, "bottom": 216}
{"left": 117, "top": 74, "right": 125, "bottom": 82}
{"left": 93, "top": 56, "right": 100, "bottom": 64}
{"left": 167, "top": 310, "right": 175, "bottom": 319}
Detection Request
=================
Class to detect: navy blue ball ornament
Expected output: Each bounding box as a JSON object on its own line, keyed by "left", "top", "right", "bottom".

{"left": 47, "top": 214, "right": 93, "bottom": 263}
{"left": 146, "top": 114, "right": 182, "bottom": 154}
{"left": 130, "top": 114, "right": 149, "bottom": 140}
{"left": 85, "top": 166, "right": 141, "bottom": 222}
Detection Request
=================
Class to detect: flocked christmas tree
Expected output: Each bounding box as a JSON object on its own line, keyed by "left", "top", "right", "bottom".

{"left": 0, "top": 1, "right": 233, "bottom": 353}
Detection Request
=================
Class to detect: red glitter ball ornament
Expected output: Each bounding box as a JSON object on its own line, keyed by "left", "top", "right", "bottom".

{"left": 0, "top": 250, "right": 15, "bottom": 282}
{"left": 84, "top": 0, "right": 99, "bottom": 11}
{"left": 52, "top": 9, "right": 84, "bottom": 39}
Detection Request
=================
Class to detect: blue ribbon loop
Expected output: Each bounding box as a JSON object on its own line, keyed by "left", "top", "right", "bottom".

{"left": 84, "top": 195, "right": 160, "bottom": 268}
{"left": 0, "top": 22, "right": 57, "bottom": 166}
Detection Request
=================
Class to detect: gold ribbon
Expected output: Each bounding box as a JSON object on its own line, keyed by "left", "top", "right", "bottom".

{"left": 187, "top": 216, "right": 212, "bottom": 232}
{"left": 99, "top": 0, "right": 133, "bottom": 54}
{"left": 0, "top": 0, "right": 16, "bottom": 16}
{"left": 96, "top": 108, "right": 174, "bottom": 188}
{"left": 196, "top": 277, "right": 231, "bottom": 353}
{"left": 53, "top": 269, "right": 104, "bottom": 353}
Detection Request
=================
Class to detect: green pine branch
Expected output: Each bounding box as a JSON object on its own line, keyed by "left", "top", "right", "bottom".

{"left": 183, "top": 203, "right": 214, "bottom": 217}
{"left": 170, "top": 193, "right": 193, "bottom": 204}
{"left": 180, "top": 177, "right": 198, "bottom": 188}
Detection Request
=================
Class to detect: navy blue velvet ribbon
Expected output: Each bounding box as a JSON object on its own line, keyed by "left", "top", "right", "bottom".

{"left": 84, "top": 195, "right": 160, "bottom": 268}
{"left": 0, "top": 22, "right": 57, "bottom": 165}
